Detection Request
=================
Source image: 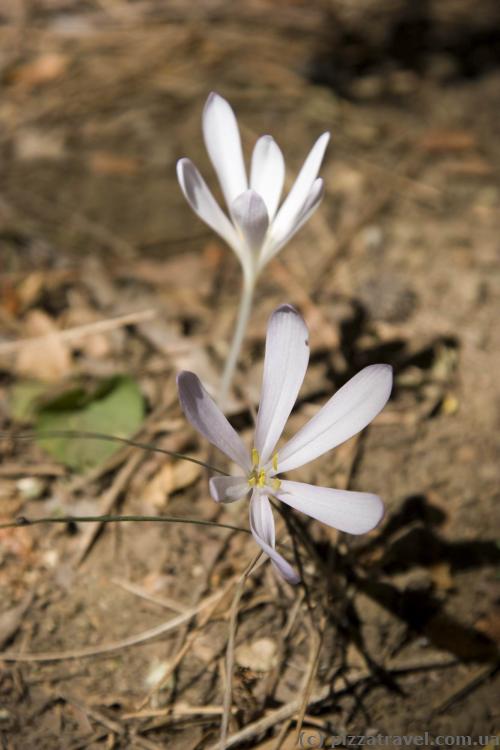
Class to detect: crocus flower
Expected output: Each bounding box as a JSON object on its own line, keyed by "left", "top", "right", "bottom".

{"left": 177, "top": 305, "right": 392, "bottom": 584}
{"left": 177, "top": 93, "right": 330, "bottom": 281}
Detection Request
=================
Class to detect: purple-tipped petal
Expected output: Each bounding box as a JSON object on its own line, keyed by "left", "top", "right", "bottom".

{"left": 261, "top": 178, "right": 324, "bottom": 266}
{"left": 278, "top": 365, "right": 393, "bottom": 473}
{"left": 268, "top": 132, "right": 329, "bottom": 250}
{"left": 249, "top": 492, "right": 300, "bottom": 584}
{"left": 209, "top": 476, "right": 250, "bottom": 503}
{"left": 176, "top": 158, "right": 245, "bottom": 264}
{"left": 255, "top": 305, "right": 309, "bottom": 466}
{"left": 276, "top": 480, "right": 384, "bottom": 534}
{"left": 202, "top": 92, "right": 247, "bottom": 209}
{"left": 177, "top": 371, "right": 250, "bottom": 471}
{"left": 230, "top": 190, "right": 269, "bottom": 255}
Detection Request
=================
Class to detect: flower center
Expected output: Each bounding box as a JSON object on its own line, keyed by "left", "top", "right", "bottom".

{"left": 247, "top": 449, "right": 281, "bottom": 491}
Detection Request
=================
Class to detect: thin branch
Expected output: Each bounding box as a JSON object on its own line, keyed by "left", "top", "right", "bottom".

{"left": 0, "top": 589, "right": 228, "bottom": 663}
{"left": 1, "top": 430, "right": 228, "bottom": 476}
{"left": 220, "top": 551, "right": 262, "bottom": 750}
{"left": 0, "top": 309, "right": 157, "bottom": 355}
{"left": 0, "top": 513, "right": 251, "bottom": 534}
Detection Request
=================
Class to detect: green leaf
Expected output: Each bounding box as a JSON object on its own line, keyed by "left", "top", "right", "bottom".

{"left": 35, "top": 376, "right": 145, "bottom": 471}
{"left": 9, "top": 380, "right": 49, "bottom": 422}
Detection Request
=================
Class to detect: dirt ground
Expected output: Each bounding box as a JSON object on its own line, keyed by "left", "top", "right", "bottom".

{"left": 0, "top": 1, "right": 499, "bottom": 748}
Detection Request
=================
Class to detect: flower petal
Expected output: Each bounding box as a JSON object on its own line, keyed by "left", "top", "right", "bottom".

{"left": 176, "top": 158, "right": 245, "bottom": 263}
{"left": 255, "top": 305, "right": 309, "bottom": 465}
{"left": 260, "top": 178, "right": 324, "bottom": 267}
{"left": 268, "top": 132, "right": 329, "bottom": 250}
{"left": 276, "top": 480, "right": 384, "bottom": 534}
{"left": 249, "top": 491, "right": 300, "bottom": 584}
{"left": 209, "top": 476, "right": 249, "bottom": 503}
{"left": 177, "top": 371, "right": 250, "bottom": 471}
{"left": 202, "top": 92, "right": 247, "bottom": 209}
{"left": 230, "top": 190, "right": 269, "bottom": 256}
{"left": 250, "top": 135, "right": 285, "bottom": 220}
{"left": 277, "top": 364, "right": 393, "bottom": 473}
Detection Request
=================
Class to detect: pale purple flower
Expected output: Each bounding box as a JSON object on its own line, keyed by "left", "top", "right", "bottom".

{"left": 177, "top": 93, "right": 330, "bottom": 281}
{"left": 177, "top": 305, "right": 392, "bottom": 583}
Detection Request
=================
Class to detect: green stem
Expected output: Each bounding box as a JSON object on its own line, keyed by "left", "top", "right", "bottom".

{"left": 0, "top": 513, "right": 250, "bottom": 533}
{"left": 218, "top": 272, "right": 255, "bottom": 409}
{"left": 1, "top": 430, "right": 228, "bottom": 476}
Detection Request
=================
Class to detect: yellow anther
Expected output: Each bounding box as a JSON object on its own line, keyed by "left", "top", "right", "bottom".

{"left": 248, "top": 475, "right": 256, "bottom": 487}
{"left": 272, "top": 452, "right": 278, "bottom": 472}
{"left": 257, "top": 469, "right": 266, "bottom": 487}
{"left": 251, "top": 448, "right": 260, "bottom": 467}
{"left": 272, "top": 477, "right": 281, "bottom": 491}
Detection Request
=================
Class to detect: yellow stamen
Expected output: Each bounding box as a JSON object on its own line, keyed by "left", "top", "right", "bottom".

{"left": 272, "top": 477, "right": 281, "bottom": 491}
{"left": 272, "top": 452, "right": 278, "bottom": 472}
{"left": 251, "top": 448, "right": 260, "bottom": 467}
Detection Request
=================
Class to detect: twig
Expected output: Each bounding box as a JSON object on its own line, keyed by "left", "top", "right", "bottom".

{"left": 0, "top": 463, "right": 65, "bottom": 477}
{"left": 123, "top": 704, "right": 236, "bottom": 720}
{"left": 59, "top": 691, "right": 125, "bottom": 735}
{"left": 430, "top": 663, "right": 499, "bottom": 717}
{"left": 292, "top": 618, "right": 324, "bottom": 745}
{"left": 206, "top": 654, "right": 458, "bottom": 750}
{"left": 206, "top": 686, "right": 331, "bottom": 750}
{"left": 0, "top": 309, "right": 157, "bottom": 355}
{"left": 220, "top": 552, "right": 262, "bottom": 750}
{"left": 72, "top": 449, "right": 143, "bottom": 566}
{"left": 2, "top": 430, "right": 228, "bottom": 476}
{"left": 111, "top": 578, "right": 189, "bottom": 613}
{"left": 138, "top": 592, "right": 226, "bottom": 710}
{"left": 0, "top": 588, "right": 227, "bottom": 663}
{"left": 0, "top": 514, "right": 250, "bottom": 535}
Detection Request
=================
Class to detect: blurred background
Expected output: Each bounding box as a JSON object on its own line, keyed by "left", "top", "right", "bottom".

{"left": 0, "top": 1, "right": 499, "bottom": 748}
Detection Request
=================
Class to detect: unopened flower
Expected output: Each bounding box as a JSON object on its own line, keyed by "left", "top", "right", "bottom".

{"left": 177, "top": 305, "right": 392, "bottom": 583}
{"left": 177, "top": 93, "right": 330, "bottom": 281}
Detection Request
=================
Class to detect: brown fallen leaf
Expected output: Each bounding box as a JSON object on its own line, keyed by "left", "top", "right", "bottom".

{"left": 9, "top": 52, "right": 69, "bottom": 87}
{"left": 419, "top": 129, "right": 477, "bottom": 153}
{"left": 235, "top": 638, "right": 278, "bottom": 672}
{"left": 142, "top": 459, "right": 202, "bottom": 509}
{"left": 89, "top": 152, "right": 141, "bottom": 176}
{"left": 15, "top": 310, "right": 73, "bottom": 381}
{"left": 475, "top": 607, "right": 500, "bottom": 644}
{"left": 0, "top": 593, "right": 33, "bottom": 649}
{"left": 430, "top": 561, "right": 454, "bottom": 592}
{"left": 14, "top": 128, "right": 66, "bottom": 161}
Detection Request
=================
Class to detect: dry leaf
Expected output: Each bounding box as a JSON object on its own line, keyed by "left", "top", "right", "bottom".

{"left": 142, "top": 460, "right": 201, "bottom": 508}
{"left": 10, "top": 53, "right": 68, "bottom": 87}
{"left": 235, "top": 638, "right": 277, "bottom": 672}
{"left": 14, "top": 128, "right": 65, "bottom": 161}
{"left": 15, "top": 310, "right": 72, "bottom": 381}
{"left": 89, "top": 152, "right": 141, "bottom": 176}
{"left": 430, "top": 561, "right": 454, "bottom": 592}
{"left": 475, "top": 608, "right": 500, "bottom": 644}
{"left": 420, "top": 130, "right": 477, "bottom": 152}
{"left": 0, "top": 594, "right": 33, "bottom": 649}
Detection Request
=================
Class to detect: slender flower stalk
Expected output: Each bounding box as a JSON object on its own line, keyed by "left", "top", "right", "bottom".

{"left": 177, "top": 304, "right": 393, "bottom": 583}
{"left": 177, "top": 93, "right": 330, "bottom": 403}
{"left": 218, "top": 271, "right": 255, "bottom": 406}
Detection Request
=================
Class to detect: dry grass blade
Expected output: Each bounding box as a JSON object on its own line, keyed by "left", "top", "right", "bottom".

{"left": 0, "top": 588, "right": 227, "bottom": 663}
{"left": 220, "top": 551, "right": 263, "bottom": 750}
{"left": 0, "top": 309, "right": 157, "bottom": 355}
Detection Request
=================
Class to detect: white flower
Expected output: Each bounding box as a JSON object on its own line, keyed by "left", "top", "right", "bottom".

{"left": 177, "top": 93, "right": 330, "bottom": 281}
{"left": 177, "top": 305, "right": 392, "bottom": 584}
